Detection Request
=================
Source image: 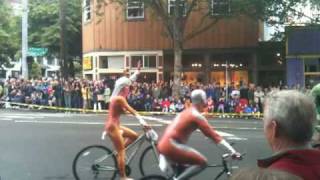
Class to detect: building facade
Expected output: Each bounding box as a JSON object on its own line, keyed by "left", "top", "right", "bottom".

{"left": 82, "top": 0, "right": 262, "bottom": 86}
{"left": 286, "top": 26, "right": 320, "bottom": 88}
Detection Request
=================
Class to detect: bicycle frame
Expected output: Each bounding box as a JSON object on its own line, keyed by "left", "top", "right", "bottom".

{"left": 95, "top": 129, "right": 158, "bottom": 167}
{"left": 166, "top": 153, "right": 237, "bottom": 180}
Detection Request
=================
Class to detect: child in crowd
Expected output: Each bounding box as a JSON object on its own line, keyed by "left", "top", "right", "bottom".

{"left": 217, "top": 97, "right": 225, "bottom": 113}
{"left": 162, "top": 98, "right": 170, "bottom": 112}
{"left": 207, "top": 96, "right": 214, "bottom": 112}
{"left": 175, "top": 99, "right": 184, "bottom": 112}
{"left": 152, "top": 98, "right": 162, "bottom": 111}
{"left": 169, "top": 101, "right": 176, "bottom": 112}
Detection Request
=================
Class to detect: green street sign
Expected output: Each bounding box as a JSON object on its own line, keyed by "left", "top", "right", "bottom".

{"left": 28, "top": 47, "right": 48, "bottom": 57}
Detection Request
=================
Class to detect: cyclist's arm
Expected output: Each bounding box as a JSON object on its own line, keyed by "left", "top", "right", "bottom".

{"left": 119, "top": 96, "right": 148, "bottom": 126}
{"left": 129, "top": 61, "right": 140, "bottom": 82}
{"left": 193, "top": 110, "right": 236, "bottom": 154}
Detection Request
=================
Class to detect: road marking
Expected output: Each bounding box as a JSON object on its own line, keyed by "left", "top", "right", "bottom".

{"left": 15, "top": 120, "right": 104, "bottom": 125}
{"left": 216, "top": 131, "right": 234, "bottom": 137}
{"left": 14, "top": 120, "right": 163, "bottom": 127}
{"left": 226, "top": 137, "right": 248, "bottom": 141}
{"left": 0, "top": 118, "right": 13, "bottom": 121}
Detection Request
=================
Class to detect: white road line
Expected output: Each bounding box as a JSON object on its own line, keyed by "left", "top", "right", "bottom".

{"left": 15, "top": 120, "right": 104, "bottom": 125}
{"left": 216, "top": 131, "right": 235, "bottom": 137}
{"left": 0, "top": 118, "right": 13, "bottom": 121}
{"left": 14, "top": 120, "right": 163, "bottom": 127}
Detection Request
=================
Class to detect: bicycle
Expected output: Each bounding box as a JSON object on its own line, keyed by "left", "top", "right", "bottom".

{"left": 72, "top": 125, "right": 162, "bottom": 180}
{"left": 139, "top": 150, "right": 244, "bottom": 180}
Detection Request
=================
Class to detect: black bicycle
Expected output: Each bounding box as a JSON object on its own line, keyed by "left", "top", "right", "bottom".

{"left": 139, "top": 152, "right": 244, "bottom": 180}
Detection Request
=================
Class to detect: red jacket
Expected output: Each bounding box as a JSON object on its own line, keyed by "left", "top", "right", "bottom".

{"left": 258, "top": 149, "right": 320, "bottom": 180}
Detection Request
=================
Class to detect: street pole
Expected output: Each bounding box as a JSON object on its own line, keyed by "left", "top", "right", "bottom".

{"left": 225, "top": 60, "right": 228, "bottom": 102}
{"left": 59, "top": 0, "right": 67, "bottom": 80}
{"left": 21, "top": 0, "right": 29, "bottom": 79}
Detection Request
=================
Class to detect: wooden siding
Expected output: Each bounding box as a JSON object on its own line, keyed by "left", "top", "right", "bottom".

{"left": 83, "top": 2, "right": 259, "bottom": 53}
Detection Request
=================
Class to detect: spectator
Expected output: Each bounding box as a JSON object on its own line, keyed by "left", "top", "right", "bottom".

{"left": 92, "top": 83, "right": 102, "bottom": 112}
{"left": 0, "top": 81, "right": 3, "bottom": 98}
{"left": 248, "top": 83, "right": 255, "bottom": 105}
{"left": 169, "top": 101, "right": 176, "bottom": 112}
{"left": 63, "top": 81, "right": 72, "bottom": 108}
{"left": 103, "top": 84, "right": 111, "bottom": 109}
{"left": 207, "top": 96, "right": 214, "bottom": 113}
{"left": 152, "top": 83, "right": 160, "bottom": 99}
{"left": 53, "top": 80, "right": 63, "bottom": 107}
{"left": 254, "top": 86, "right": 265, "bottom": 113}
{"left": 217, "top": 97, "right": 225, "bottom": 113}
{"left": 144, "top": 94, "right": 153, "bottom": 111}
{"left": 72, "top": 81, "right": 82, "bottom": 108}
{"left": 161, "top": 98, "right": 170, "bottom": 112}
{"left": 258, "top": 90, "right": 320, "bottom": 180}
{"left": 152, "top": 98, "right": 161, "bottom": 111}
{"left": 184, "top": 98, "right": 192, "bottom": 109}
{"left": 81, "top": 82, "right": 91, "bottom": 110}
{"left": 175, "top": 99, "right": 184, "bottom": 112}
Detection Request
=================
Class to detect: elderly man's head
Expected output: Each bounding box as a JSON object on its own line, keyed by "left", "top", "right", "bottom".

{"left": 263, "top": 90, "right": 316, "bottom": 151}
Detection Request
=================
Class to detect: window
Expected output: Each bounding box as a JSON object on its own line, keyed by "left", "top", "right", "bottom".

{"left": 131, "top": 55, "right": 143, "bottom": 67}
{"left": 99, "top": 56, "right": 124, "bottom": 69}
{"left": 127, "top": 0, "right": 144, "bottom": 19}
{"left": 168, "top": 0, "right": 186, "bottom": 16}
{"left": 144, "top": 56, "right": 157, "bottom": 68}
{"left": 211, "top": 0, "right": 230, "bottom": 16}
{"left": 100, "top": 56, "right": 108, "bottom": 69}
{"left": 83, "top": 0, "right": 91, "bottom": 22}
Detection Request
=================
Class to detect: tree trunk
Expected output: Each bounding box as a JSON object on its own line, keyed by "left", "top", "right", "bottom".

{"left": 59, "top": 0, "right": 68, "bottom": 80}
{"left": 172, "top": 43, "right": 183, "bottom": 99}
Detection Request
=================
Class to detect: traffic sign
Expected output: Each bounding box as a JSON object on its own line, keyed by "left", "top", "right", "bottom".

{"left": 28, "top": 47, "right": 48, "bottom": 57}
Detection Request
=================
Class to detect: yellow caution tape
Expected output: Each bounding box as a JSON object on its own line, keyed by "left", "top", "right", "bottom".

{"left": 0, "top": 101, "right": 263, "bottom": 119}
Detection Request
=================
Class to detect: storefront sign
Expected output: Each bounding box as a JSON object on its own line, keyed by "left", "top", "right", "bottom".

{"left": 83, "top": 57, "right": 92, "bottom": 70}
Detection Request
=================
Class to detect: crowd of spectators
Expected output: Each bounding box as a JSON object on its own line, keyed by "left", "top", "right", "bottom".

{"left": 0, "top": 77, "right": 310, "bottom": 113}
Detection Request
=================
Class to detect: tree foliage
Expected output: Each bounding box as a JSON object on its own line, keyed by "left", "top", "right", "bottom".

{"left": 0, "top": 0, "right": 20, "bottom": 70}
{"left": 29, "top": 0, "right": 82, "bottom": 78}
{"left": 30, "top": 61, "right": 41, "bottom": 79}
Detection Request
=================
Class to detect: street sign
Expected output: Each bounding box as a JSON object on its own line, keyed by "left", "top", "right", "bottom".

{"left": 28, "top": 47, "right": 48, "bottom": 57}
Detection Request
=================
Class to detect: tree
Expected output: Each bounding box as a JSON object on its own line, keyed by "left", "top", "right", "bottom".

{"left": 0, "top": 0, "right": 20, "bottom": 70}
{"left": 28, "top": 0, "right": 82, "bottom": 79}
{"left": 30, "top": 61, "right": 41, "bottom": 79}
{"left": 97, "top": 0, "right": 320, "bottom": 97}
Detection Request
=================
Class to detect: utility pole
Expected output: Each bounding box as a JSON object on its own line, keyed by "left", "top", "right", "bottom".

{"left": 21, "top": 0, "right": 29, "bottom": 79}
{"left": 59, "top": 0, "right": 67, "bottom": 80}
{"left": 225, "top": 60, "right": 228, "bottom": 102}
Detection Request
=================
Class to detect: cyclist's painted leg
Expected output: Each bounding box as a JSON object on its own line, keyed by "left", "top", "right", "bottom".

{"left": 120, "top": 126, "right": 138, "bottom": 147}
{"left": 168, "top": 139, "right": 208, "bottom": 180}
{"left": 107, "top": 126, "right": 129, "bottom": 179}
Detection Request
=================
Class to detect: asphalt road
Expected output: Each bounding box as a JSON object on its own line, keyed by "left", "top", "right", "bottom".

{"left": 0, "top": 109, "right": 271, "bottom": 180}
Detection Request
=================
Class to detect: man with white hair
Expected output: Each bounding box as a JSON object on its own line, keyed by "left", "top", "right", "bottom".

{"left": 258, "top": 90, "right": 320, "bottom": 180}
{"left": 157, "top": 89, "right": 240, "bottom": 180}
{"left": 104, "top": 62, "right": 149, "bottom": 180}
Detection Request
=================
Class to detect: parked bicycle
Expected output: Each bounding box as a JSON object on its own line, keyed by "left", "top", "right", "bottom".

{"left": 139, "top": 146, "right": 244, "bottom": 180}
{"left": 72, "top": 123, "right": 162, "bottom": 180}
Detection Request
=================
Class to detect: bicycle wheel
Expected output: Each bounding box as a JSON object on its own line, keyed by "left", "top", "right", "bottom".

{"left": 72, "top": 145, "right": 117, "bottom": 180}
{"left": 139, "top": 145, "right": 166, "bottom": 177}
{"left": 139, "top": 175, "right": 167, "bottom": 180}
